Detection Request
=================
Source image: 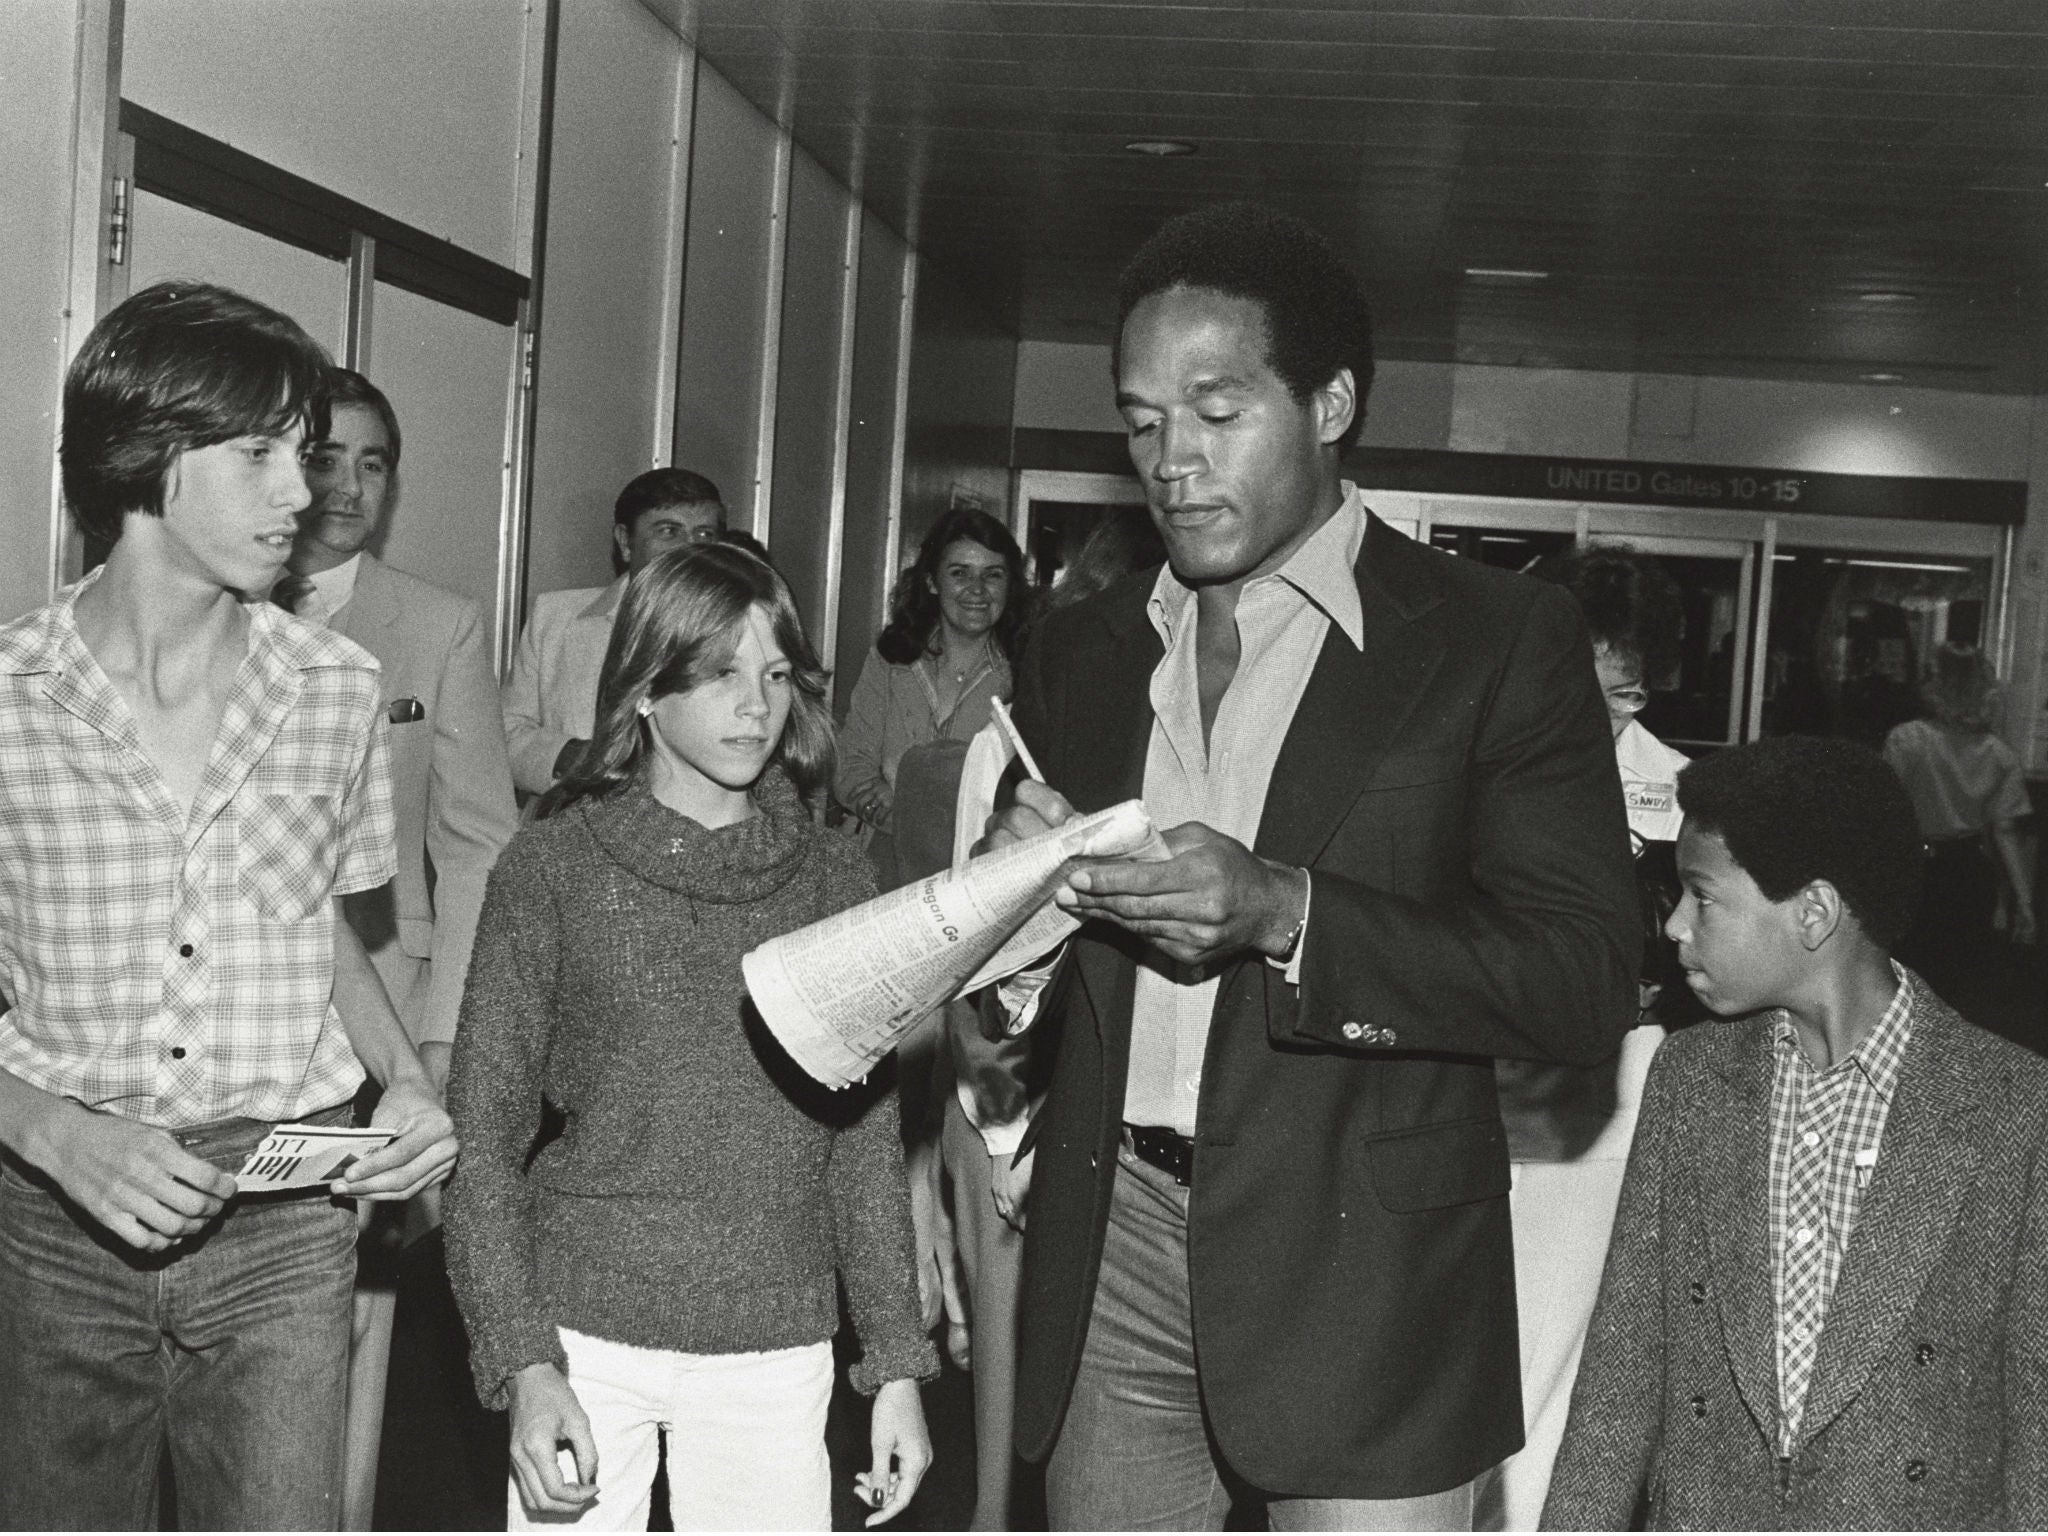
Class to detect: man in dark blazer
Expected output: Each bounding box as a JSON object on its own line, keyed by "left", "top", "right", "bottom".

{"left": 987, "top": 202, "right": 1639, "bottom": 1528}
{"left": 286, "top": 369, "right": 520, "bottom": 1528}
{"left": 1544, "top": 737, "right": 2048, "bottom": 1531}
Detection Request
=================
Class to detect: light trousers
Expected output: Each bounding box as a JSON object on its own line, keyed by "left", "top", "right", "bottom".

{"left": 942, "top": 1092, "right": 1026, "bottom": 1530}
{"left": 510, "top": 1326, "right": 833, "bottom": 1532}
{"left": 1046, "top": 1141, "right": 1474, "bottom": 1532}
{"left": 340, "top": 945, "right": 429, "bottom": 1530}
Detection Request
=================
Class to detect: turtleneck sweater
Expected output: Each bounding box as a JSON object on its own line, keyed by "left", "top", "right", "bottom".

{"left": 444, "top": 770, "right": 937, "bottom": 1409}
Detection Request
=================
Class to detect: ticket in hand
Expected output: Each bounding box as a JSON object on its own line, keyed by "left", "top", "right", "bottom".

{"left": 235, "top": 1123, "right": 397, "bottom": 1192}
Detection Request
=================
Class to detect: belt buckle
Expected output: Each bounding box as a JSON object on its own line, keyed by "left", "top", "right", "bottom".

{"left": 1127, "top": 1124, "right": 1193, "bottom": 1187}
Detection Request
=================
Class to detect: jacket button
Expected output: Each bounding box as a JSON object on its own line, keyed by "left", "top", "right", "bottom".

{"left": 1690, "top": 1394, "right": 1706, "bottom": 1417}
{"left": 1342, "top": 1022, "right": 1364, "bottom": 1041}
{"left": 1380, "top": 1026, "right": 1399, "bottom": 1045}
{"left": 1915, "top": 1342, "right": 1935, "bottom": 1365}
{"left": 1689, "top": 1280, "right": 1707, "bottom": 1304}
{"left": 1905, "top": 1460, "right": 1928, "bottom": 1483}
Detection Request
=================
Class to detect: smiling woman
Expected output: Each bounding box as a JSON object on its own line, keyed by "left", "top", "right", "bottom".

{"left": 833, "top": 506, "right": 1028, "bottom": 885}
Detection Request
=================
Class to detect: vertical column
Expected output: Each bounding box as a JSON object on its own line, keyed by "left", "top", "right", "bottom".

{"left": 498, "top": 0, "right": 559, "bottom": 675}
{"left": 883, "top": 248, "right": 919, "bottom": 595}
{"left": 342, "top": 230, "right": 376, "bottom": 372}
{"left": 40, "top": 0, "right": 126, "bottom": 596}
{"left": 748, "top": 132, "right": 792, "bottom": 540}
{"left": 650, "top": 38, "right": 697, "bottom": 470}
{"left": 818, "top": 199, "right": 862, "bottom": 672}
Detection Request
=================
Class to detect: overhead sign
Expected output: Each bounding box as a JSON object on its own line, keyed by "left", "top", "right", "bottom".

{"left": 1351, "top": 447, "right": 2027, "bottom": 525}
{"left": 1011, "top": 431, "right": 2028, "bottom": 526}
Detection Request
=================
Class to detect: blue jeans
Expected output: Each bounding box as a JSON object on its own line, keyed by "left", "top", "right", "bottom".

{"left": 0, "top": 1148, "right": 357, "bottom": 1529}
{"left": 1045, "top": 1138, "right": 1475, "bottom": 1531}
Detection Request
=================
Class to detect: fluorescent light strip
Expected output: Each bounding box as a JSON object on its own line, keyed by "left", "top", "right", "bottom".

{"left": 1770, "top": 555, "right": 1971, "bottom": 573}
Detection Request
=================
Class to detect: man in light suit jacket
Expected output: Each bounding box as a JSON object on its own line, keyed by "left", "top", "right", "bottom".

{"left": 287, "top": 370, "right": 520, "bottom": 1528}
{"left": 501, "top": 467, "right": 725, "bottom": 796}
{"left": 985, "top": 203, "right": 1640, "bottom": 1529}
{"left": 1544, "top": 736, "right": 2048, "bottom": 1531}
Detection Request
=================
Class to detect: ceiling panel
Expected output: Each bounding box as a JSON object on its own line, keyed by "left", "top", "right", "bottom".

{"left": 666, "top": 0, "right": 2048, "bottom": 392}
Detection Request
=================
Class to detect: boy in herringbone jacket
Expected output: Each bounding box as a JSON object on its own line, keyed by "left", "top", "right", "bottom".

{"left": 1545, "top": 735, "right": 2048, "bottom": 1531}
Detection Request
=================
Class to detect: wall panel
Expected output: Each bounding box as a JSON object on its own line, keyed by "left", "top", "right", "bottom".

{"left": 526, "top": 0, "right": 690, "bottom": 603}
{"left": 835, "top": 213, "right": 912, "bottom": 715}
{"left": 369, "top": 282, "right": 513, "bottom": 648}
{"left": 121, "top": 0, "right": 529, "bottom": 270}
{"left": 768, "top": 148, "right": 854, "bottom": 646}
{"left": 128, "top": 190, "right": 347, "bottom": 358}
{"left": 674, "top": 62, "right": 781, "bottom": 532}
{"left": 899, "top": 263, "right": 1016, "bottom": 557}
{"left": 0, "top": 1, "right": 96, "bottom": 623}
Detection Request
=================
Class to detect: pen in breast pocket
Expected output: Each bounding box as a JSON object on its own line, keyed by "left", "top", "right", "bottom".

{"left": 990, "top": 697, "right": 1045, "bottom": 783}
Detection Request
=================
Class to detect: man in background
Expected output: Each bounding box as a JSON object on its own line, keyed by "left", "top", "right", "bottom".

{"left": 501, "top": 467, "right": 725, "bottom": 796}
{"left": 285, "top": 367, "right": 520, "bottom": 1528}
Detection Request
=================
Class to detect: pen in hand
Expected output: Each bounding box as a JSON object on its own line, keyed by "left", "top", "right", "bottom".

{"left": 990, "top": 697, "right": 1045, "bottom": 783}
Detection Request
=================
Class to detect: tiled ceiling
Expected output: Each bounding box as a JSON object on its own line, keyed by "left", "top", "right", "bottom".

{"left": 653, "top": 0, "right": 2048, "bottom": 392}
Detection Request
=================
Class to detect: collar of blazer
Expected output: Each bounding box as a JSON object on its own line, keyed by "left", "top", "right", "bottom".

{"left": 331, "top": 552, "right": 396, "bottom": 631}
{"left": 1065, "top": 509, "right": 1450, "bottom": 1038}
{"left": 1691, "top": 979, "right": 1998, "bottom": 1449}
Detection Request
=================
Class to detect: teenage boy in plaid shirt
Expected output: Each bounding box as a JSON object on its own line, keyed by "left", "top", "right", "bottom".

{"left": 0, "top": 282, "right": 457, "bottom": 1530}
{"left": 1544, "top": 735, "right": 2048, "bottom": 1530}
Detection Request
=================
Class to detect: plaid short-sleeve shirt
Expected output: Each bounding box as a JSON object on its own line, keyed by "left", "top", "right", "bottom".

{"left": 0, "top": 571, "right": 396, "bottom": 1128}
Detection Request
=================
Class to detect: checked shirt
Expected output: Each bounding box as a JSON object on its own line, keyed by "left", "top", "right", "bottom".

{"left": 1767, "top": 962, "right": 1914, "bottom": 1453}
{"left": 0, "top": 571, "right": 395, "bottom": 1128}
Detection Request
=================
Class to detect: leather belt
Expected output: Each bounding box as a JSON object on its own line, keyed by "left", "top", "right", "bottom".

{"left": 1124, "top": 1123, "right": 1194, "bottom": 1187}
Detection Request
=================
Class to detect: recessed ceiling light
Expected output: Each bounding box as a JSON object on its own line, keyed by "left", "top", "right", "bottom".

{"left": 1124, "top": 139, "right": 1195, "bottom": 157}
{"left": 1860, "top": 371, "right": 1905, "bottom": 383}
{"left": 1856, "top": 290, "right": 1917, "bottom": 304}
{"left": 1463, "top": 267, "right": 1550, "bottom": 282}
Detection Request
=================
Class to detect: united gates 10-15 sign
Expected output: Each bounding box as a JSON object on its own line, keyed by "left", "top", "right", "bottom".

{"left": 1352, "top": 448, "right": 2026, "bottom": 525}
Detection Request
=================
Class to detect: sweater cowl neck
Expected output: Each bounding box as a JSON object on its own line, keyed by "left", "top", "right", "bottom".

{"left": 575, "top": 767, "right": 812, "bottom": 903}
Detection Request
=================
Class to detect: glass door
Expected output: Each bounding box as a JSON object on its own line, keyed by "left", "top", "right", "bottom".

{"left": 1754, "top": 517, "right": 2003, "bottom": 748}
{"left": 1422, "top": 497, "right": 1577, "bottom": 574}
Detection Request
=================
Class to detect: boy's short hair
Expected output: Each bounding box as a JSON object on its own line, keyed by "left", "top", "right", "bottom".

{"left": 61, "top": 281, "right": 332, "bottom": 545}
{"left": 1116, "top": 201, "right": 1376, "bottom": 450}
{"left": 1676, "top": 735, "right": 1922, "bottom": 948}
{"left": 613, "top": 468, "right": 724, "bottom": 529}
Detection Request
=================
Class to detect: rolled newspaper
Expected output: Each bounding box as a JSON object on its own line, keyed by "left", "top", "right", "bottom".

{"left": 744, "top": 799, "right": 1167, "bottom": 1089}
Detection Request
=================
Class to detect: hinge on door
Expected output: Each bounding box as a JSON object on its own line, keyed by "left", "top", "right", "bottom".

{"left": 521, "top": 330, "right": 538, "bottom": 392}
{"left": 108, "top": 176, "right": 130, "bottom": 266}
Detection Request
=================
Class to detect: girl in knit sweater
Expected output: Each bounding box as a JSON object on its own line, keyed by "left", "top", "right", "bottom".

{"left": 445, "top": 543, "right": 936, "bottom": 1531}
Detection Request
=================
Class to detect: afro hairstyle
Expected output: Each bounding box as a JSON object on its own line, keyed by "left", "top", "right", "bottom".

{"left": 1532, "top": 542, "right": 1684, "bottom": 688}
{"left": 1115, "top": 201, "right": 1375, "bottom": 450}
{"left": 1675, "top": 734, "right": 1922, "bottom": 949}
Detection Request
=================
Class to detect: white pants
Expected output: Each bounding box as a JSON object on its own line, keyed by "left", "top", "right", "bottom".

{"left": 1477, "top": 1027, "right": 1664, "bottom": 1531}
{"left": 510, "top": 1328, "right": 833, "bottom": 1532}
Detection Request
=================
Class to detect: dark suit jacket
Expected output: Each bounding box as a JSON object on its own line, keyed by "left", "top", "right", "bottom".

{"left": 1543, "top": 978, "right": 2048, "bottom": 1531}
{"left": 1010, "top": 512, "right": 1639, "bottom": 1499}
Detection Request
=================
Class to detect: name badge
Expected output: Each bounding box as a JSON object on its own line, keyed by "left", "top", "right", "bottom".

{"left": 1624, "top": 779, "right": 1675, "bottom": 815}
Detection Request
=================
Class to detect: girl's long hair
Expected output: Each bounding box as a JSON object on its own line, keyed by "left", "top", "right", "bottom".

{"left": 875, "top": 507, "right": 1030, "bottom": 667}
{"left": 537, "top": 543, "right": 833, "bottom": 818}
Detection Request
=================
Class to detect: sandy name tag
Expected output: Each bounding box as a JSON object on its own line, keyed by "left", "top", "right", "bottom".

{"left": 1624, "top": 779, "right": 1676, "bottom": 815}
{"left": 236, "top": 1123, "right": 397, "bottom": 1192}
